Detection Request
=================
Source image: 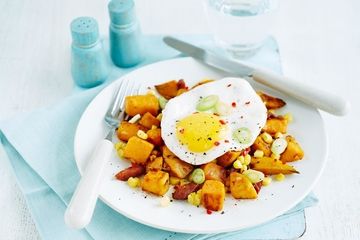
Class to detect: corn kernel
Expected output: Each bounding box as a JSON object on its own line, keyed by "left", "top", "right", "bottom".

{"left": 271, "top": 153, "right": 280, "bottom": 160}
{"left": 137, "top": 130, "right": 148, "bottom": 140}
{"left": 233, "top": 159, "right": 242, "bottom": 169}
{"left": 127, "top": 177, "right": 140, "bottom": 188}
{"left": 170, "top": 176, "right": 180, "bottom": 185}
{"left": 254, "top": 150, "right": 264, "bottom": 158}
{"left": 274, "top": 132, "right": 283, "bottom": 139}
{"left": 241, "top": 165, "right": 248, "bottom": 171}
{"left": 284, "top": 113, "right": 293, "bottom": 123}
{"left": 187, "top": 192, "right": 201, "bottom": 207}
{"left": 156, "top": 113, "right": 163, "bottom": 121}
{"left": 114, "top": 142, "right": 126, "bottom": 151}
{"left": 262, "top": 177, "right": 272, "bottom": 186}
{"left": 180, "top": 179, "right": 190, "bottom": 185}
{"left": 128, "top": 114, "right": 141, "bottom": 124}
{"left": 261, "top": 132, "right": 273, "bottom": 143}
{"left": 274, "top": 173, "right": 285, "bottom": 181}
{"left": 159, "top": 196, "right": 171, "bottom": 207}
{"left": 116, "top": 149, "right": 124, "bottom": 158}
{"left": 268, "top": 109, "right": 276, "bottom": 115}
{"left": 237, "top": 155, "right": 245, "bottom": 164}
{"left": 244, "top": 154, "right": 251, "bottom": 165}
{"left": 147, "top": 89, "right": 155, "bottom": 95}
{"left": 151, "top": 125, "right": 157, "bottom": 130}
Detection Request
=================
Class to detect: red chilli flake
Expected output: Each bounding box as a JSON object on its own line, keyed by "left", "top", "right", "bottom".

{"left": 219, "top": 119, "right": 226, "bottom": 125}
{"left": 206, "top": 209, "right": 213, "bottom": 215}
{"left": 241, "top": 147, "right": 251, "bottom": 156}
{"left": 224, "top": 140, "right": 229, "bottom": 143}
{"left": 214, "top": 141, "right": 220, "bottom": 146}
{"left": 231, "top": 102, "right": 237, "bottom": 107}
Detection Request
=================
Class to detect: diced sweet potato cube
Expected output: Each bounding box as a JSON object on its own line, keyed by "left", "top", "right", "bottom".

{"left": 262, "top": 117, "right": 288, "bottom": 135}
{"left": 141, "top": 170, "right": 169, "bottom": 196}
{"left": 281, "top": 136, "right": 304, "bottom": 163}
{"left": 146, "top": 128, "right": 163, "bottom": 146}
{"left": 139, "top": 112, "right": 160, "bottom": 129}
{"left": 251, "top": 156, "right": 299, "bottom": 175}
{"left": 217, "top": 151, "right": 241, "bottom": 167}
{"left": 251, "top": 135, "right": 272, "bottom": 156}
{"left": 146, "top": 156, "right": 163, "bottom": 172}
{"left": 117, "top": 121, "right": 147, "bottom": 142}
{"left": 229, "top": 172, "right": 257, "bottom": 199}
{"left": 257, "top": 92, "right": 286, "bottom": 109}
{"left": 125, "top": 94, "right": 159, "bottom": 116}
{"left": 202, "top": 162, "right": 226, "bottom": 183}
{"left": 162, "top": 146, "right": 193, "bottom": 178}
{"left": 123, "top": 136, "right": 154, "bottom": 164}
{"left": 201, "top": 180, "right": 225, "bottom": 211}
{"left": 155, "top": 80, "right": 179, "bottom": 99}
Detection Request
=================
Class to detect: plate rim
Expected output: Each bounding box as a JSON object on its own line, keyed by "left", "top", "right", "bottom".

{"left": 74, "top": 57, "right": 328, "bottom": 234}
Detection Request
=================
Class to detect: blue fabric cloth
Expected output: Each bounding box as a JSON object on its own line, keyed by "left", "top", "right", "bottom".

{"left": 0, "top": 35, "right": 317, "bottom": 240}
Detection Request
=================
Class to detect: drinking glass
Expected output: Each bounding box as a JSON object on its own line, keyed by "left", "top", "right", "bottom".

{"left": 203, "top": 0, "right": 278, "bottom": 58}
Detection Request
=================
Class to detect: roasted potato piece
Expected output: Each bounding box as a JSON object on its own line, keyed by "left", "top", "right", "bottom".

{"left": 251, "top": 135, "right": 272, "bottom": 157}
{"left": 201, "top": 180, "right": 225, "bottom": 211}
{"left": 141, "top": 170, "right": 169, "bottom": 196}
{"left": 202, "top": 162, "right": 226, "bottom": 183}
{"left": 229, "top": 172, "right": 257, "bottom": 199}
{"left": 217, "top": 151, "right": 241, "bottom": 167}
{"left": 251, "top": 157, "right": 299, "bottom": 175}
{"left": 162, "top": 146, "right": 193, "bottom": 178}
{"left": 117, "top": 121, "right": 147, "bottom": 142}
{"left": 146, "top": 128, "right": 163, "bottom": 146}
{"left": 281, "top": 136, "right": 304, "bottom": 163}
{"left": 139, "top": 112, "right": 160, "bottom": 129}
{"left": 262, "top": 116, "right": 288, "bottom": 135}
{"left": 257, "top": 92, "right": 286, "bottom": 109}
{"left": 123, "top": 136, "right": 154, "bottom": 164}
{"left": 155, "top": 80, "right": 178, "bottom": 99}
{"left": 125, "top": 94, "right": 159, "bottom": 116}
{"left": 146, "top": 156, "right": 163, "bottom": 172}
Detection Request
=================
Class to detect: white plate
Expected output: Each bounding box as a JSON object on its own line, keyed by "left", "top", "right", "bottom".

{"left": 74, "top": 57, "right": 328, "bottom": 234}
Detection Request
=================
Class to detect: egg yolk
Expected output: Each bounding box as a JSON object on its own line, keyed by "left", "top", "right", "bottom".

{"left": 176, "top": 112, "right": 224, "bottom": 152}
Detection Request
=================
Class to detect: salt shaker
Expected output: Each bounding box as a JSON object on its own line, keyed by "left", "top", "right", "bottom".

{"left": 108, "top": 0, "right": 143, "bottom": 67}
{"left": 70, "top": 17, "right": 109, "bottom": 88}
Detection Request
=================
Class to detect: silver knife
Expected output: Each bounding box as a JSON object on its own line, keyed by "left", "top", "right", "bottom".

{"left": 163, "top": 36, "right": 349, "bottom": 116}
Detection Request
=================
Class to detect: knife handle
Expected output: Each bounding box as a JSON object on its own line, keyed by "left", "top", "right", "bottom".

{"left": 252, "top": 68, "right": 350, "bottom": 116}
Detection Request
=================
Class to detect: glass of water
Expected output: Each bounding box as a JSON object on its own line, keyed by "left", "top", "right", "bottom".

{"left": 203, "top": 0, "right": 278, "bottom": 58}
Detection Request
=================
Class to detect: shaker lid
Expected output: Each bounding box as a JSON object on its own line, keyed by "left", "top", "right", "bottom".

{"left": 108, "top": 0, "right": 136, "bottom": 26}
{"left": 70, "top": 17, "right": 99, "bottom": 46}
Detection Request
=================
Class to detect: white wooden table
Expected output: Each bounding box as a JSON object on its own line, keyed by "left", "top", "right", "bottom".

{"left": 1, "top": 0, "right": 359, "bottom": 239}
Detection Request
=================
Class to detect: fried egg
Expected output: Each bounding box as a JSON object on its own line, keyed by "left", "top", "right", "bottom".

{"left": 161, "top": 77, "right": 267, "bottom": 165}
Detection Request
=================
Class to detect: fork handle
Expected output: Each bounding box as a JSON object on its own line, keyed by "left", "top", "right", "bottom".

{"left": 64, "top": 139, "right": 113, "bottom": 229}
{"left": 252, "top": 68, "right": 350, "bottom": 116}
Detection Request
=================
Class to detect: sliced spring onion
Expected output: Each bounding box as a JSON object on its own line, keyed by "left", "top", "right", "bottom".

{"left": 214, "top": 101, "right": 232, "bottom": 116}
{"left": 196, "top": 95, "right": 219, "bottom": 111}
{"left": 243, "top": 169, "right": 265, "bottom": 183}
{"left": 271, "top": 138, "right": 288, "bottom": 155}
{"left": 233, "top": 127, "right": 252, "bottom": 144}
{"left": 190, "top": 168, "right": 205, "bottom": 184}
{"left": 158, "top": 96, "right": 168, "bottom": 109}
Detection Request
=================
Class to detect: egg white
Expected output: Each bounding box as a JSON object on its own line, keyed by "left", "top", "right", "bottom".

{"left": 161, "top": 77, "right": 267, "bottom": 165}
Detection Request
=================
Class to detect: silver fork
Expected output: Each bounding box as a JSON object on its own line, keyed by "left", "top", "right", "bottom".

{"left": 64, "top": 79, "right": 137, "bottom": 229}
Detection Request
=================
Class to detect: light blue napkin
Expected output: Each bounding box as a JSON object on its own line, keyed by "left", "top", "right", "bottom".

{"left": 0, "top": 35, "right": 317, "bottom": 240}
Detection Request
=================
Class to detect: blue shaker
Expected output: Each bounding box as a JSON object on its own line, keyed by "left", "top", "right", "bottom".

{"left": 70, "top": 17, "right": 109, "bottom": 88}
{"left": 108, "top": 0, "right": 143, "bottom": 68}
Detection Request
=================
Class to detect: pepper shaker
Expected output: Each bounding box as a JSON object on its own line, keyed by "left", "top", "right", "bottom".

{"left": 70, "top": 17, "right": 109, "bottom": 88}
{"left": 108, "top": 0, "right": 143, "bottom": 68}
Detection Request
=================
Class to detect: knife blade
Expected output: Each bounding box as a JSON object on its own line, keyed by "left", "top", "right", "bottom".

{"left": 163, "top": 36, "right": 350, "bottom": 116}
